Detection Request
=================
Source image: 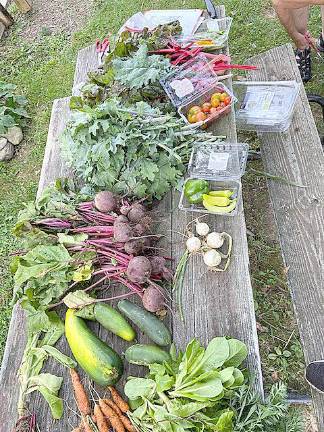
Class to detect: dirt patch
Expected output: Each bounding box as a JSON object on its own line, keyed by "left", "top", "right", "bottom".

{"left": 9, "top": 0, "right": 93, "bottom": 40}
{"left": 263, "top": 6, "right": 277, "bottom": 19}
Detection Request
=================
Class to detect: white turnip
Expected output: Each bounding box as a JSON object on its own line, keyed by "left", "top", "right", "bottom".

{"left": 195, "top": 222, "right": 210, "bottom": 236}
{"left": 94, "top": 191, "right": 117, "bottom": 213}
{"left": 186, "top": 236, "right": 201, "bottom": 253}
{"left": 206, "top": 232, "right": 224, "bottom": 249}
{"left": 127, "top": 256, "right": 152, "bottom": 284}
{"left": 203, "top": 249, "right": 222, "bottom": 267}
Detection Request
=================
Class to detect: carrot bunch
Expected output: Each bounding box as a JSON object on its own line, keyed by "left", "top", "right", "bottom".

{"left": 70, "top": 369, "right": 136, "bottom": 432}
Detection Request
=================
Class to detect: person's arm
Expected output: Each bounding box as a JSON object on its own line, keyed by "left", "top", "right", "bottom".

{"left": 274, "top": 0, "right": 324, "bottom": 8}
{"left": 272, "top": 0, "right": 310, "bottom": 47}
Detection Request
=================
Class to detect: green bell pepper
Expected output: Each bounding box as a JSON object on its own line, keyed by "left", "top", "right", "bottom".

{"left": 184, "top": 179, "right": 210, "bottom": 204}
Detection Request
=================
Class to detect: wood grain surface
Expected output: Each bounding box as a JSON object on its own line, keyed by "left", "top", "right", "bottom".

{"left": 248, "top": 43, "right": 324, "bottom": 430}
{"left": 0, "top": 7, "right": 264, "bottom": 430}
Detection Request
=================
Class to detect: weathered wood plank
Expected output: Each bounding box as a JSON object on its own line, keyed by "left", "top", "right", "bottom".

{"left": 14, "top": 0, "right": 32, "bottom": 13}
{"left": 72, "top": 44, "right": 98, "bottom": 95}
{"left": 0, "top": 97, "right": 72, "bottom": 431}
{"left": 0, "top": 4, "right": 13, "bottom": 27}
{"left": 172, "top": 5, "right": 263, "bottom": 395}
{"left": 247, "top": 43, "right": 324, "bottom": 429}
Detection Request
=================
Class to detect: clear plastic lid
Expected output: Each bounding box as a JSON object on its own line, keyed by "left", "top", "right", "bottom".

{"left": 160, "top": 54, "right": 218, "bottom": 107}
{"left": 187, "top": 142, "right": 249, "bottom": 180}
{"left": 176, "top": 17, "right": 233, "bottom": 49}
{"left": 233, "top": 80, "right": 300, "bottom": 129}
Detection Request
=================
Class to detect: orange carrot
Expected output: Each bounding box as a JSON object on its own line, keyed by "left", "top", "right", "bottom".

{"left": 99, "top": 399, "right": 125, "bottom": 432}
{"left": 103, "top": 398, "right": 122, "bottom": 415}
{"left": 103, "top": 399, "right": 135, "bottom": 432}
{"left": 108, "top": 386, "right": 130, "bottom": 413}
{"left": 119, "top": 414, "right": 136, "bottom": 432}
{"left": 94, "top": 404, "right": 109, "bottom": 432}
{"left": 70, "top": 368, "right": 91, "bottom": 416}
{"left": 82, "top": 416, "right": 93, "bottom": 432}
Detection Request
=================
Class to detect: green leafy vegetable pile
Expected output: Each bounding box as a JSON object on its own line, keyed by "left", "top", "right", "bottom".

{"left": 0, "top": 81, "right": 29, "bottom": 135}
{"left": 61, "top": 99, "right": 222, "bottom": 200}
{"left": 125, "top": 337, "right": 304, "bottom": 432}
{"left": 125, "top": 337, "right": 247, "bottom": 431}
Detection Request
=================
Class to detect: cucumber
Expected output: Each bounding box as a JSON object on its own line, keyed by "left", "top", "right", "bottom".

{"left": 117, "top": 300, "right": 171, "bottom": 346}
{"left": 65, "top": 309, "right": 123, "bottom": 386}
{"left": 93, "top": 303, "right": 136, "bottom": 342}
{"left": 125, "top": 344, "right": 171, "bottom": 366}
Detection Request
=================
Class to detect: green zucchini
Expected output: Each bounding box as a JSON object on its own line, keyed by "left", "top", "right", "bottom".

{"left": 117, "top": 300, "right": 171, "bottom": 346}
{"left": 125, "top": 344, "right": 171, "bottom": 366}
{"left": 65, "top": 309, "right": 123, "bottom": 386}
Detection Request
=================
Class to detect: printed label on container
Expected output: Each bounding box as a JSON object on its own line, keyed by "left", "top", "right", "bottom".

{"left": 242, "top": 89, "right": 275, "bottom": 115}
{"left": 208, "top": 152, "right": 230, "bottom": 171}
{"left": 170, "top": 78, "right": 194, "bottom": 98}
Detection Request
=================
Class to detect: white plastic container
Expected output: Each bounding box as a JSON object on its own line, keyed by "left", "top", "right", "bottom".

{"left": 233, "top": 80, "right": 300, "bottom": 132}
{"left": 160, "top": 55, "right": 236, "bottom": 127}
{"left": 179, "top": 142, "right": 249, "bottom": 216}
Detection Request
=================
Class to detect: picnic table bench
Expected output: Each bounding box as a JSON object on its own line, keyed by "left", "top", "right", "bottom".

{"left": 247, "top": 44, "right": 324, "bottom": 429}
{"left": 0, "top": 6, "right": 265, "bottom": 429}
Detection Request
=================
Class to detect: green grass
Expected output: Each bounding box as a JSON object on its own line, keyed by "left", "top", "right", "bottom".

{"left": 0, "top": 0, "right": 322, "bottom": 394}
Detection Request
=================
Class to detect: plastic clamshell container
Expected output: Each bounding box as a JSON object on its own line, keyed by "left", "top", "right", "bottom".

{"left": 179, "top": 142, "right": 249, "bottom": 216}
{"left": 160, "top": 54, "right": 218, "bottom": 108}
{"left": 177, "top": 17, "right": 233, "bottom": 49}
{"left": 160, "top": 55, "right": 236, "bottom": 127}
{"left": 233, "top": 80, "right": 300, "bottom": 132}
{"left": 178, "top": 81, "right": 235, "bottom": 127}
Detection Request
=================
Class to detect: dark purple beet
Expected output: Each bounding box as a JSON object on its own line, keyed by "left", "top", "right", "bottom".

{"left": 127, "top": 256, "right": 152, "bottom": 284}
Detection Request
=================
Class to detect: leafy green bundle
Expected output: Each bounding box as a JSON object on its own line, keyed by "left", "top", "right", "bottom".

{"left": 0, "top": 81, "right": 29, "bottom": 134}
{"left": 61, "top": 99, "right": 222, "bottom": 200}
{"left": 125, "top": 337, "right": 304, "bottom": 432}
{"left": 125, "top": 337, "right": 247, "bottom": 431}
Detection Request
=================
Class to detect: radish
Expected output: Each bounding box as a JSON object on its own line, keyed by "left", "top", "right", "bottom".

{"left": 94, "top": 191, "right": 117, "bottom": 213}
{"left": 127, "top": 256, "right": 152, "bottom": 284}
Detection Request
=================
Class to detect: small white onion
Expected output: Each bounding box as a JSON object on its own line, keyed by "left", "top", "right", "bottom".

{"left": 206, "top": 232, "right": 224, "bottom": 249}
{"left": 203, "top": 249, "right": 222, "bottom": 267}
{"left": 195, "top": 222, "right": 210, "bottom": 237}
{"left": 186, "top": 236, "right": 202, "bottom": 253}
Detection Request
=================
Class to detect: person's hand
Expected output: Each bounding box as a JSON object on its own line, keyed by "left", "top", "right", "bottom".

{"left": 294, "top": 32, "right": 310, "bottom": 49}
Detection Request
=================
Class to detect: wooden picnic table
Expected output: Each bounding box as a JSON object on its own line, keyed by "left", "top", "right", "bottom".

{"left": 0, "top": 6, "right": 263, "bottom": 430}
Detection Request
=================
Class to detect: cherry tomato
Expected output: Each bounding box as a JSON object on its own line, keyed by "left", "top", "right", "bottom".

{"left": 188, "top": 106, "right": 202, "bottom": 116}
{"left": 201, "top": 102, "right": 212, "bottom": 113}
{"left": 220, "top": 92, "right": 229, "bottom": 102}
{"left": 224, "top": 96, "right": 231, "bottom": 106}
{"left": 187, "top": 113, "right": 198, "bottom": 123}
{"left": 196, "top": 112, "right": 207, "bottom": 122}
{"left": 211, "top": 95, "right": 220, "bottom": 108}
